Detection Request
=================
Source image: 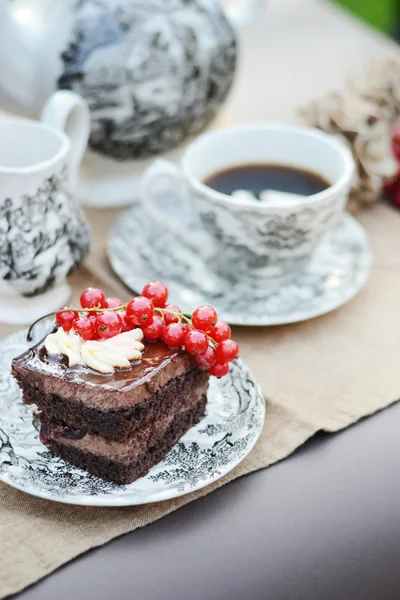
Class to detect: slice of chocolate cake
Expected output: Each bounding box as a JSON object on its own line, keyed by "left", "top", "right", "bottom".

{"left": 12, "top": 331, "right": 209, "bottom": 484}
{"left": 11, "top": 282, "right": 240, "bottom": 486}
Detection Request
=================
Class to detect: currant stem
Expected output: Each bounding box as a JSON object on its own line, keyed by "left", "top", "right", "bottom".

{"left": 154, "top": 308, "right": 217, "bottom": 347}
{"left": 79, "top": 305, "right": 126, "bottom": 313}
{"left": 27, "top": 304, "right": 218, "bottom": 347}
{"left": 155, "top": 307, "right": 191, "bottom": 324}
{"left": 27, "top": 311, "right": 58, "bottom": 342}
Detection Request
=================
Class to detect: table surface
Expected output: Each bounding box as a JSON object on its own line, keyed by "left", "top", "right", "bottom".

{"left": 15, "top": 1, "right": 400, "bottom": 598}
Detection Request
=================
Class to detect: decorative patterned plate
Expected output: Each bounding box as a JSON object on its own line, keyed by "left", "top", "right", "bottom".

{"left": 108, "top": 199, "right": 371, "bottom": 326}
{"left": 0, "top": 323, "right": 265, "bottom": 507}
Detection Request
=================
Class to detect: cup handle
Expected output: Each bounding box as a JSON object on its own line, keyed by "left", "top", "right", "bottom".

{"left": 40, "top": 91, "right": 90, "bottom": 192}
{"left": 141, "top": 159, "right": 194, "bottom": 245}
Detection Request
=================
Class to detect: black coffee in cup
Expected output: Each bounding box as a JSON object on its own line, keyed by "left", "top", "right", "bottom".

{"left": 204, "top": 164, "right": 331, "bottom": 199}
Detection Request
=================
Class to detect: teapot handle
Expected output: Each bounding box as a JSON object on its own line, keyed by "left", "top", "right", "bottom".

{"left": 40, "top": 91, "right": 90, "bottom": 192}
{"left": 222, "top": 0, "right": 265, "bottom": 28}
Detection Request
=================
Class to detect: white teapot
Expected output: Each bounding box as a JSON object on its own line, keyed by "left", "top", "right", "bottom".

{"left": 0, "top": 0, "right": 261, "bottom": 163}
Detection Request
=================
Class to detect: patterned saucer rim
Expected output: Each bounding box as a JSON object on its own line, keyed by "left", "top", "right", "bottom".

{"left": 107, "top": 208, "right": 371, "bottom": 326}
{"left": 0, "top": 325, "right": 265, "bottom": 507}
{"left": 239, "top": 213, "right": 371, "bottom": 326}
{"left": 0, "top": 420, "right": 263, "bottom": 507}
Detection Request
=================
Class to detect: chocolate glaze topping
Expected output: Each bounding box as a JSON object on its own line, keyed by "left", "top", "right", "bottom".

{"left": 12, "top": 336, "right": 195, "bottom": 409}
{"left": 18, "top": 340, "right": 184, "bottom": 391}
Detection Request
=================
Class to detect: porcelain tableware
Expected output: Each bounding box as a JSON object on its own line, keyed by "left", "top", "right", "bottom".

{"left": 0, "top": 90, "right": 90, "bottom": 325}
{"left": 141, "top": 123, "right": 356, "bottom": 283}
{"left": 0, "top": 0, "right": 263, "bottom": 207}
{"left": 108, "top": 201, "right": 371, "bottom": 326}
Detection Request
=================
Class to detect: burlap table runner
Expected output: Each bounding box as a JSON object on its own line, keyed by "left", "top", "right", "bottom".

{"left": 1, "top": 198, "right": 399, "bottom": 598}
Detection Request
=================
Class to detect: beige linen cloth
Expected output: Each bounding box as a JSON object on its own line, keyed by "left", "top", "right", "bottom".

{"left": 1, "top": 199, "right": 399, "bottom": 597}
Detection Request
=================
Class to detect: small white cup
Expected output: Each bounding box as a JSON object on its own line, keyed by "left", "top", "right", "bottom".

{"left": 0, "top": 91, "right": 90, "bottom": 324}
{"left": 141, "top": 122, "right": 355, "bottom": 282}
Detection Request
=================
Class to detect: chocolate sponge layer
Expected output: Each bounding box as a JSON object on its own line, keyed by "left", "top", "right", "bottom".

{"left": 44, "top": 395, "right": 207, "bottom": 485}
{"left": 17, "top": 368, "right": 209, "bottom": 442}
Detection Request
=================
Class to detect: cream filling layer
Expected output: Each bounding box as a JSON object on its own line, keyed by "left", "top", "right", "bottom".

{"left": 44, "top": 328, "right": 145, "bottom": 374}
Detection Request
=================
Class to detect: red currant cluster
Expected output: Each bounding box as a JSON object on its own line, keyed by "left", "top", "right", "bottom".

{"left": 383, "top": 124, "right": 400, "bottom": 208}
{"left": 52, "top": 281, "right": 239, "bottom": 378}
{"left": 55, "top": 288, "right": 128, "bottom": 341}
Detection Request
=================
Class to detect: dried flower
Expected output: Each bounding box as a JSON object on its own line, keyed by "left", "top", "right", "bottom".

{"left": 300, "top": 57, "right": 399, "bottom": 212}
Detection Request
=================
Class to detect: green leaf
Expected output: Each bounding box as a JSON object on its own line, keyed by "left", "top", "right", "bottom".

{"left": 333, "top": 0, "right": 396, "bottom": 32}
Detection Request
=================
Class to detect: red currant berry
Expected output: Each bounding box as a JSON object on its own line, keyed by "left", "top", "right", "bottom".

{"left": 210, "top": 320, "right": 231, "bottom": 343}
{"left": 142, "top": 315, "right": 164, "bottom": 341}
{"left": 87, "top": 314, "right": 101, "bottom": 339}
{"left": 194, "top": 345, "right": 216, "bottom": 370}
{"left": 163, "top": 304, "right": 181, "bottom": 325}
{"left": 126, "top": 296, "right": 155, "bottom": 325}
{"left": 383, "top": 172, "right": 399, "bottom": 200}
{"left": 208, "top": 362, "right": 230, "bottom": 378}
{"left": 142, "top": 281, "right": 168, "bottom": 308}
{"left": 80, "top": 288, "right": 107, "bottom": 309}
{"left": 392, "top": 125, "right": 400, "bottom": 162}
{"left": 73, "top": 316, "right": 95, "bottom": 341}
{"left": 162, "top": 323, "right": 187, "bottom": 348}
{"left": 95, "top": 311, "right": 123, "bottom": 339}
{"left": 118, "top": 311, "right": 133, "bottom": 333}
{"left": 184, "top": 329, "right": 208, "bottom": 355}
{"left": 56, "top": 309, "right": 78, "bottom": 332}
{"left": 88, "top": 313, "right": 97, "bottom": 325}
{"left": 191, "top": 305, "right": 218, "bottom": 332}
{"left": 215, "top": 339, "right": 239, "bottom": 363}
{"left": 106, "top": 297, "right": 123, "bottom": 309}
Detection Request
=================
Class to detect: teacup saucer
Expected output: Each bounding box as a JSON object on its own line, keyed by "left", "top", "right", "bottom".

{"left": 108, "top": 199, "right": 371, "bottom": 326}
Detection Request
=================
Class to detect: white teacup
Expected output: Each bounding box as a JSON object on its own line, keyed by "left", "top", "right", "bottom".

{"left": 141, "top": 123, "right": 355, "bottom": 282}
{"left": 0, "top": 91, "right": 90, "bottom": 324}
